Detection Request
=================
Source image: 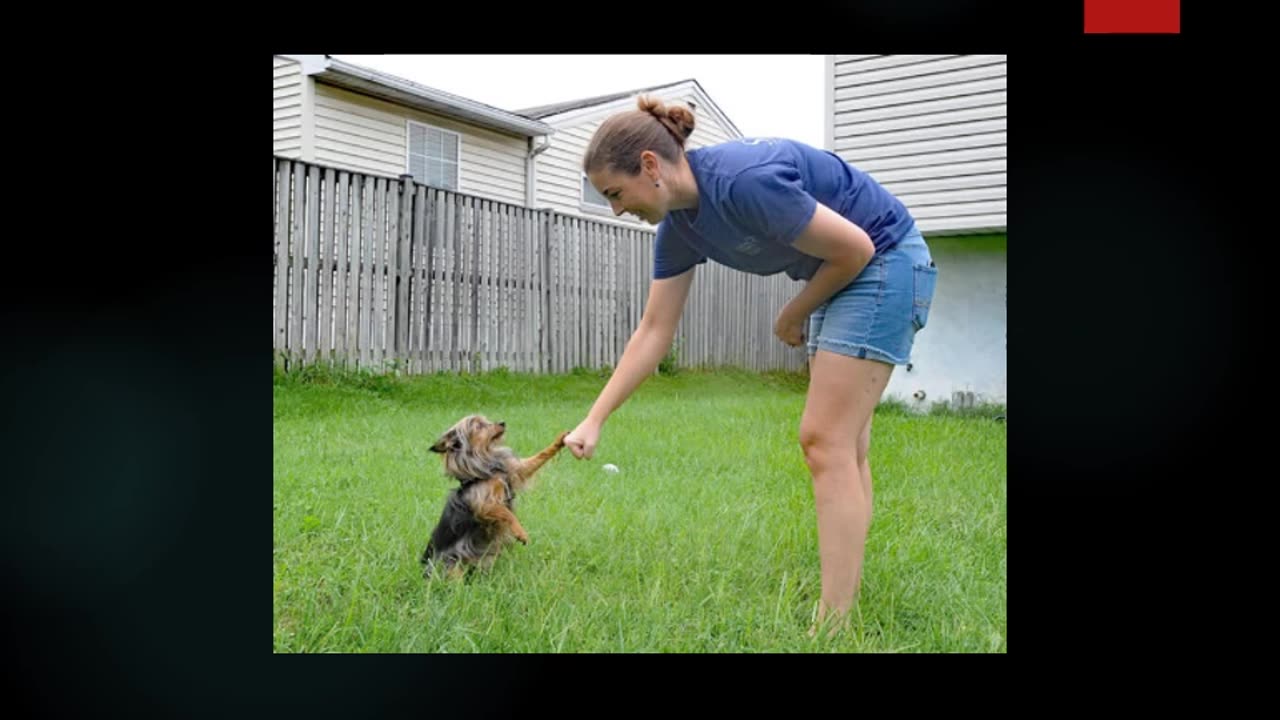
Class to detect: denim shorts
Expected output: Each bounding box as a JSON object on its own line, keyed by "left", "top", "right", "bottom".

{"left": 806, "top": 226, "right": 938, "bottom": 365}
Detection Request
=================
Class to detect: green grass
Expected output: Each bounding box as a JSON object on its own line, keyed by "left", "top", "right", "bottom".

{"left": 273, "top": 366, "right": 1006, "bottom": 653}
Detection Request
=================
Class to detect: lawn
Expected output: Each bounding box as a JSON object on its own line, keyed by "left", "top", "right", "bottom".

{"left": 273, "top": 365, "right": 1006, "bottom": 653}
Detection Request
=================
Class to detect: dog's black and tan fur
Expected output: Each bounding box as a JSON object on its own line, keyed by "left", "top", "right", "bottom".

{"left": 421, "top": 415, "right": 567, "bottom": 579}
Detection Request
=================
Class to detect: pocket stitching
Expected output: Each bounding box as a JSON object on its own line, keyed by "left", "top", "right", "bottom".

{"left": 911, "top": 264, "right": 937, "bottom": 330}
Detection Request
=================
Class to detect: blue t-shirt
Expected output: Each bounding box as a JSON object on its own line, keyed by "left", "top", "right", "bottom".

{"left": 653, "top": 138, "right": 916, "bottom": 281}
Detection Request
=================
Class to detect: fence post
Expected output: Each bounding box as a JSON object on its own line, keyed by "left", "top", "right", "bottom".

{"left": 396, "top": 174, "right": 414, "bottom": 372}
{"left": 540, "top": 209, "right": 553, "bottom": 374}
{"left": 274, "top": 159, "right": 290, "bottom": 370}
{"left": 289, "top": 161, "right": 307, "bottom": 370}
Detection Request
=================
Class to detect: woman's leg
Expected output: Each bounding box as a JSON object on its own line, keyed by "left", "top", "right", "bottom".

{"left": 799, "top": 350, "right": 893, "bottom": 635}
{"left": 855, "top": 413, "right": 874, "bottom": 592}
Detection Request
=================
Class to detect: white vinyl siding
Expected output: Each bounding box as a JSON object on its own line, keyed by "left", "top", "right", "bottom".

{"left": 828, "top": 54, "right": 1006, "bottom": 236}
{"left": 310, "top": 82, "right": 527, "bottom": 205}
{"left": 273, "top": 56, "right": 303, "bottom": 157}
{"left": 535, "top": 85, "right": 742, "bottom": 227}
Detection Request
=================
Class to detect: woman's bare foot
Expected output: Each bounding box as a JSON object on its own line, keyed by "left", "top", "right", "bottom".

{"left": 808, "top": 604, "right": 851, "bottom": 639}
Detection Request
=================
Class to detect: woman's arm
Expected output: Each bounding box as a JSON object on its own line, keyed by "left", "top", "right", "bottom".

{"left": 564, "top": 266, "right": 696, "bottom": 459}
{"left": 773, "top": 203, "right": 876, "bottom": 346}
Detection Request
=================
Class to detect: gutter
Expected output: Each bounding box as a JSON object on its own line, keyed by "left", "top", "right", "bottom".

{"left": 281, "top": 55, "right": 555, "bottom": 139}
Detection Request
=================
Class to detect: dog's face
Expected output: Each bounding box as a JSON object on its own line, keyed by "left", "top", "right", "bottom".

{"left": 431, "top": 414, "right": 507, "bottom": 456}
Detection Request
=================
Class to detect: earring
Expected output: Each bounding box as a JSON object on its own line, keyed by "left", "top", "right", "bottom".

{"left": 654, "top": 181, "right": 661, "bottom": 187}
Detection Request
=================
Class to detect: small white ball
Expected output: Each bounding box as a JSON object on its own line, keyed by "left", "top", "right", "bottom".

{"left": 601, "top": 463, "right": 620, "bottom": 474}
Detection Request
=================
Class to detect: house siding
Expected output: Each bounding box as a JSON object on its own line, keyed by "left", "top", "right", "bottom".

{"left": 828, "top": 54, "right": 1007, "bottom": 236}
{"left": 273, "top": 57, "right": 304, "bottom": 157}
{"left": 305, "top": 81, "right": 528, "bottom": 205}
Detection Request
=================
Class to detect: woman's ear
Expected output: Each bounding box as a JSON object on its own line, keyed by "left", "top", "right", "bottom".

{"left": 640, "top": 150, "right": 660, "bottom": 180}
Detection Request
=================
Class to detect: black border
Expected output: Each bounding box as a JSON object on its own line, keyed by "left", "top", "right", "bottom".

{"left": 6, "top": 3, "right": 1240, "bottom": 712}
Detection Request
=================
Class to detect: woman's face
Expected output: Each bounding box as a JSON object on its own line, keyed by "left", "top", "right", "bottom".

{"left": 587, "top": 165, "right": 664, "bottom": 225}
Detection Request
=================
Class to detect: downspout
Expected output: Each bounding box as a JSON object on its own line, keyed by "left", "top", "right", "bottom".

{"left": 301, "top": 75, "right": 316, "bottom": 162}
{"left": 526, "top": 134, "right": 552, "bottom": 208}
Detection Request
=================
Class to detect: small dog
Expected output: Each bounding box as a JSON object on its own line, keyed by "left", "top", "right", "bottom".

{"left": 420, "top": 415, "right": 568, "bottom": 579}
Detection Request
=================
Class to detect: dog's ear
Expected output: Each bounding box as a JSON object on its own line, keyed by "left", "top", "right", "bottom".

{"left": 430, "top": 430, "right": 459, "bottom": 454}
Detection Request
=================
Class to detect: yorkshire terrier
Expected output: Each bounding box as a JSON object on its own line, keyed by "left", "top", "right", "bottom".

{"left": 420, "top": 415, "right": 568, "bottom": 579}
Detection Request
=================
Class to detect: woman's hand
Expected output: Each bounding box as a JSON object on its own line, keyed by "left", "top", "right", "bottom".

{"left": 774, "top": 305, "right": 807, "bottom": 348}
{"left": 564, "top": 420, "right": 602, "bottom": 459}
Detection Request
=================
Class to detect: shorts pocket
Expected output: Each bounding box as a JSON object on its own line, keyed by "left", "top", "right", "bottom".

{"left": 912, "top": 261, "right": 938, "bottom": 331}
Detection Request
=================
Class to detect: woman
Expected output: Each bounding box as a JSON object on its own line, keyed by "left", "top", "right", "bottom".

{"left": 563, "top": 95, "right": 938, "bottom": 635}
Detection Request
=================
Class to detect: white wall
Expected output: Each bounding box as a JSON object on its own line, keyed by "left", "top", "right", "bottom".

{"left": 884, "top": 234, "right": 1006, "bottom": 409}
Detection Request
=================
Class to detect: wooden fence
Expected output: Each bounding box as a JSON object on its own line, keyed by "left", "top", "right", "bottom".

{"left": 272, "top": 156, "right": 808, "bottom": 374}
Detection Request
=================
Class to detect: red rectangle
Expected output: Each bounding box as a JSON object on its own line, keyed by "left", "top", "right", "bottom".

{"left": 1085, "top": 0, "right": 1180, "bottom": 33}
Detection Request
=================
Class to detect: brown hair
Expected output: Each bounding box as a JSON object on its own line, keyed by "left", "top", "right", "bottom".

{"left": 583, "top": 94, "right": 697, "bottom": 176}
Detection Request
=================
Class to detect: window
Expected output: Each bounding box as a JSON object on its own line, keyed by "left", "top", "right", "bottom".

{"left": 582, "top": 173, "right": 610, "bottom": 209}
{"left": 407, "top": 122, "right": 460, "bottom": 190}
